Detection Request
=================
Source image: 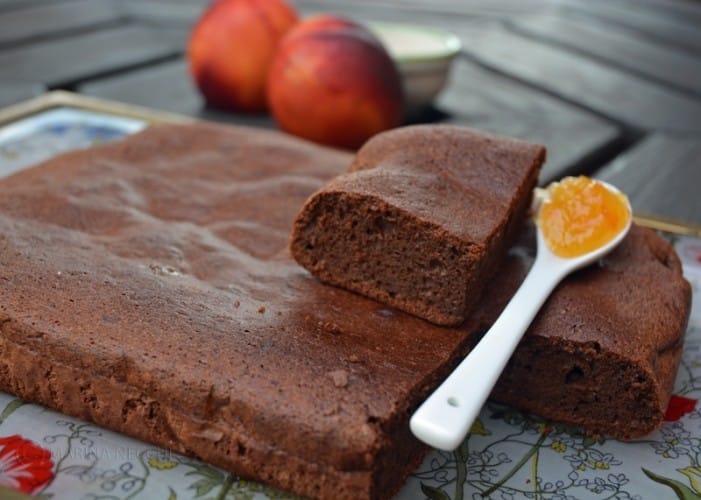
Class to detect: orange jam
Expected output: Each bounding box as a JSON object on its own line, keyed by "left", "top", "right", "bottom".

{"left": 537, "top": 176, "right": 630, "bottom": 258}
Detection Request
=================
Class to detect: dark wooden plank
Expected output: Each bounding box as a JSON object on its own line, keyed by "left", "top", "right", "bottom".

{"left": 121, "top": 0, "right": 209, "bottom": 25}
{"left": 627, "top": 0, "right": 701, "bottom": 25}
{"left": 131, "top": 0, "right": 701, "bottom": 56}
{"left": 436, "top": 58, "right": 622, "bottom": 183}
{"left": 301, "top": 0, "right": 701, "bottom": 40}
{"left": 448, "top": 23, "right": 701, "bottom": 133}
{"left": 299, "top": 0, "right": 557, "bottom": 18}
{"left": 563, "top": 0, "right": 701, "bottom": 54}
{"left": 0, "top": 82, "right": 45, "bottom": 107}
{"left": 0, "top": 0, "right": 123, "bottom": 46}
{"left": 80, "top": 59, "right": 199, "bottom": 113}
{"left": 0, "top": 0, "right": 66, "bottom": 12}
{"left": 78, "top": 58, "right": 275, "bottom": 128}
{"left": 356, "top": 0, "right": 701, "bottom": 32}
{"left": 510, "top": 13, "right": 701, "bottom": 96}
{"left": 126, "top": 0, "right": 550, "bottom": 25}
{"left": 596, "top": 134, "right": 701, "bottom": 225}
{"left": 0, "top": 24, "right": 186, "bottom": 87}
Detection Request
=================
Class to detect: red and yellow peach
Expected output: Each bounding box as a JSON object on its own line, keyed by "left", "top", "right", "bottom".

{"left": 188, "top": 0, "right": 298, "bottom": 112}
{"left": 267, "top": 15, "right": 404, "bottom": 149}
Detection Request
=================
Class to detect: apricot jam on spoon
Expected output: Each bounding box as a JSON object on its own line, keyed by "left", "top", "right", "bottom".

{"left": 410, "top": 176, "right": 632, "bottom": 451}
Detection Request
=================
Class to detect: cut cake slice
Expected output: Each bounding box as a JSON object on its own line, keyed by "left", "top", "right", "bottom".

{"left": 291, "top": 125, "right": 545, "bottom": 325}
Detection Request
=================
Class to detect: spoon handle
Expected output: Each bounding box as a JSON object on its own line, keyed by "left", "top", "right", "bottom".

{"left": 410, "top": 252, "right": 563, "bottom": 451}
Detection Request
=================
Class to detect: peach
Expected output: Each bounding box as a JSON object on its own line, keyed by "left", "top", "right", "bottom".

{"left": 267, "top": 15, "right": 404, "bottom": 149}
{"left": 188, "top": 0, "right": 298, "bottom": 112}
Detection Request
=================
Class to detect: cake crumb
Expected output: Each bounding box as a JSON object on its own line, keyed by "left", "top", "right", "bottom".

{"left": 348, "top": 354, "right": 360, "bottom": 363}
{"left": 258, "top": 306, "right": 266, "bottom": 314}
{"left": 233, "top": 300, "right": 240, "bottom": 308}
{"left": 328, "top": 369, "right": 349, "bottom": 388}
{"left": 377, "top": 309, "right": 394, "bottom": 318}
{"left": 318, "top": 320, "right": 342, "bottom": 335}
{"left": 322, "top": 403, "right": 341, "bottom": 416}
{"left": 193, "top": 427, "right": 224, "bottom": 442}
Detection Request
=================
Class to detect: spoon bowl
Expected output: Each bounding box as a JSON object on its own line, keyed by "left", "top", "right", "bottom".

{"left": 410, "top": 179, "right": 632, "bottom": 451}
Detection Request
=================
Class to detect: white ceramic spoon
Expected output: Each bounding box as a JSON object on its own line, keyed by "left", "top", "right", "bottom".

{"left": 410, "top": 181, "right": 632, "bottom": 451}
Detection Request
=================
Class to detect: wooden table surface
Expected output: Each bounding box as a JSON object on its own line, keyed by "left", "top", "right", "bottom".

{"left": 0, "top": 0, "right": 699, "bottom": 227}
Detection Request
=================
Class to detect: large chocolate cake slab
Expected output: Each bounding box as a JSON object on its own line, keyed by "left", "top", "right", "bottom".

{"left": 0, "top": 122, "right": 691, "bottom": 499}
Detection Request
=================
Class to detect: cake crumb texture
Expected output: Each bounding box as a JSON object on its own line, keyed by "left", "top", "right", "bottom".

{"left": 291, "top": 125, "right": 545, "bottom": 325}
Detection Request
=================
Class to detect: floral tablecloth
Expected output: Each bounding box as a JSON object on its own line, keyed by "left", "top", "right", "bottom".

{"left": 0, "top": 107, "right": 700, "bottom": 500}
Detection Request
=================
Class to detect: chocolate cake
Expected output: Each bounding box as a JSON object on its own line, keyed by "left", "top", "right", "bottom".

{"left": 0, "top": 122, "right": 691, "bottom": 499}
{"left": 291, "top": 125, "right": 545, "bottom": 326}
{"left": 489, "top": 224, "right": 691, "bottom": 439}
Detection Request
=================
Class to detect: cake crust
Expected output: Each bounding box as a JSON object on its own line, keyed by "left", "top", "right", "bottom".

{"left": 0, "top": 122, "right": 691, "bottom": 499}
